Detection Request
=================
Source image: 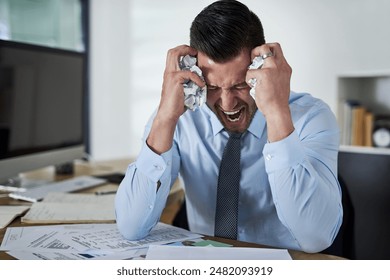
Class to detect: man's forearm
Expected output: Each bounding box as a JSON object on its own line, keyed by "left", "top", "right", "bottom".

{"left": 146, "top": 114, "right": 178, "bottom": 155}
{"left": 115, "top": 150, "right": 174, "bottom": 240}
{"left": 264, "top": 107, "right": 294, "bottom": 142}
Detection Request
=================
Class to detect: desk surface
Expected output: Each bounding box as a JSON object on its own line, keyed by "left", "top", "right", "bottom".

{"left": 0, "top": 159, "right": 344, "bottom": 260}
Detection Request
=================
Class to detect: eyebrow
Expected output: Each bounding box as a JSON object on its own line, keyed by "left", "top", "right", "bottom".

{"left": 207, "top": 81, "right": 248, "bottom": 89}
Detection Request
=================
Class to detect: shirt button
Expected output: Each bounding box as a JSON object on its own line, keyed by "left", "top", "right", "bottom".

{"left": 153, "top": 164, "right": 163, "bottom": 170}
{"left": 265, "top": 154, "right": 273, "bottom": 161}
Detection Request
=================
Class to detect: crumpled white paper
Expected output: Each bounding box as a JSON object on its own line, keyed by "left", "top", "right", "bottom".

{"left": 179, "top": 55, "right": 207, "bottom": 111}
{"left": 248, "top": 56, "right": 265, "bottom": 99}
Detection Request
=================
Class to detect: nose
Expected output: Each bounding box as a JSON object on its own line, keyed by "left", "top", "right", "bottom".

{"left": 219, "top": 89, "right": 238, "bottom": 110}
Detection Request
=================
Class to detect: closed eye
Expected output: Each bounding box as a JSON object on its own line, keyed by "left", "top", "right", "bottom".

{"left": 234, "top": 82, "right": 250, "bottom": 90}
{"left": 207, "top": 85, "right": 219, "bottom": 91}
{"left": 206, "top": 82, "right": 249, "bottom": 92}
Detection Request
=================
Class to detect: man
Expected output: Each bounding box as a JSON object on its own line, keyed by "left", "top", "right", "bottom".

{"left": 115, "top": 0, "right": 342, "bottom": 253}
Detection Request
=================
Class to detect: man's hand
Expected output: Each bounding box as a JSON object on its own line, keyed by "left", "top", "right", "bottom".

{"left": 158, "top": 45, "right": 205, "bottom": 121}
{"left": 246, "top": 43, "right": 294, "bottom": 142}
{"left": 147, "top": 45, "right": 205, "bottom": 154}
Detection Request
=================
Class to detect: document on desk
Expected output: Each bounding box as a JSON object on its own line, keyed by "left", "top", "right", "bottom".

{"left": 146, "top": 244, "right": 292, "bottom": 260}
{"left": 0, "top": 205, "right": 30, "bottom": 229}
{"left": 20, "top": 192, "right": 116, "bottom": 223}
{"left": 0, "top": 222, "right": 203, "bottom": 260}
{"left": 6, "top": 247, "right": 149, "bottom": 260}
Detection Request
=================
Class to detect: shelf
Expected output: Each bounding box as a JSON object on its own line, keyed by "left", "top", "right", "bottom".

{"left": 337, "top": 74, "right": 390, "bottom": 115}
{"left": 339, "top": 145, "right": 390, "bottom": 155}
{"left": 337, "top": 72, "right": 390, "bottom": 152}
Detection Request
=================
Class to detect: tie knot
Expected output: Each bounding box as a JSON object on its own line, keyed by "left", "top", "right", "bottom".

{"left": 228, "top": 132, "right": 242, "bottom": 139}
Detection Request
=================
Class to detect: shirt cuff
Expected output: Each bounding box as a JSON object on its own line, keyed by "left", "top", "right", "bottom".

{"left": 135, "top": 141, "right": 173, "bottom": 183}
{"left": 263, "top": 131, "right": 305, "bottom": 173}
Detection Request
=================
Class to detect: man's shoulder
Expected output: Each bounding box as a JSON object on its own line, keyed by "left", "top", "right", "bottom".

{"left": 288, "top": 91, "right": 335, "bottom": 126}
{"left": 289, "top": 91, "right": 329, "bottom": 110}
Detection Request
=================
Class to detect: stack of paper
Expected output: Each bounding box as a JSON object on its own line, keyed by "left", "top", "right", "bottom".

{"left": 21, "top": 192, "right": 115, "bottom": 224}
{"left": 0, "top": 223, "right": 203, "bottom": 260}
{"left": 0, "top": 220, "right": 292, "bottom": 260}
{"left": 0, "top": 205, "right": 30, "bottom": 228}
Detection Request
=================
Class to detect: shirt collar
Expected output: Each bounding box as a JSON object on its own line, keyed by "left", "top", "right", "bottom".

{"left": 203, "top": 105, "right": 224, "bottom": 136}
{"left": 203, "top": 105, "right": 265, "bottom": 139}
{"left": 247, "top": 110, "right": 266, "bottom": 139}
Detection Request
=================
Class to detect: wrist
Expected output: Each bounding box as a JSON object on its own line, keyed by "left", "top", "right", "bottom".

{"left": 147, "top": 114, "right": 178, "bottom": 155}
{"left": 265, "top": 107, "right": 294, "bottom": 142}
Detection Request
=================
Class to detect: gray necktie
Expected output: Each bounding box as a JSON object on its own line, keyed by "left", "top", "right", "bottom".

{"left": 214, "top": 132, "right": 242, "bottom": 239}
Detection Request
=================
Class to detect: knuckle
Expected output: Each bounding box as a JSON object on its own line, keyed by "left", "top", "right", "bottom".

{"left": 167, "top": 48, "right": 177, "bottom": 57}
{"left": 287, "top": 65, "right": 292, "bottom": 75}
{"left": 283, "top": 63, "right": 292, "bottom": 75}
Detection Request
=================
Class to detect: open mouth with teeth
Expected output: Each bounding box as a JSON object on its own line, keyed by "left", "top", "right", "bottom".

{"left": 223, "top": 106, "right": 244, "bottom": 122}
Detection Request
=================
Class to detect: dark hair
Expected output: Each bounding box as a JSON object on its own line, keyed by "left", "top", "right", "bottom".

{"left": 190, "top": 0, "right": 265, "bottom": 62}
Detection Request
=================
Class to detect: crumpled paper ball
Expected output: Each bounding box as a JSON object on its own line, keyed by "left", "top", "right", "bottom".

{"left": 179, "top": 55, "right": 207, "bottom": 111}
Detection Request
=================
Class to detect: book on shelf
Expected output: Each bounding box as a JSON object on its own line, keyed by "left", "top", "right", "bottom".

{"left": 340, "top": 100, "right": 375, "bottom": 147}
{"left": 351, "top": 105, "right": 365, "bottom": 146}
{"left": 364, "top": 111, "right": 374, "bottom": 147}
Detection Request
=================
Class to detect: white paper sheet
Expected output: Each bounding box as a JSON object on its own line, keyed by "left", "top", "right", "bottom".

{"left": 6, "top": 247, "right": 149, "bottom": 260}
{"left": 21, "top": 192, "right": 115, "bottom": 223}
{"left": 0, "top": 205, "right": 30, "bottom": 228}
{"left": 0, "top": 223, "right": 110, "bottom": 251}
{"left": 145, "top": 244, "right": 292, "bottom": 260}
{"left": 0, "top": 222, "right": 203, "bottom": 260}
{"left": 61, "top": 222, "right": 203, "bottom": 251}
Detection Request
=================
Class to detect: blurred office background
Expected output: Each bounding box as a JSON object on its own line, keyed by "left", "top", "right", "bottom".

{"left": 1, "top": 0, "right": 390, "bottom": 160}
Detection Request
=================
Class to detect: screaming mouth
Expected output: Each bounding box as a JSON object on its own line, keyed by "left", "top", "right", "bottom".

{"left": 223, "top": 107, "right": 244, "bottom": 122}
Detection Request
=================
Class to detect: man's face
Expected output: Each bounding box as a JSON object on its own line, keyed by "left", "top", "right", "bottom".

{"left": 197, "top": 50, "right": 257, "bottom": 133}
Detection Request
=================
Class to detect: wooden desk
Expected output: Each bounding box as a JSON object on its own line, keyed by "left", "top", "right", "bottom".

{"left": 0, "top": 159, "right": 343, "bottom": 260}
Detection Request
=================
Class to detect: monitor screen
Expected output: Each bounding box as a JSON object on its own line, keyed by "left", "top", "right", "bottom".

{"left": 0, "top": 40, "right": 86, "bottom": 183}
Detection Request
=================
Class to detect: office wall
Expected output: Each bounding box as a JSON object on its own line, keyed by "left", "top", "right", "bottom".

{"left": 90, "top": 0, "right": 390, "bottom": 161}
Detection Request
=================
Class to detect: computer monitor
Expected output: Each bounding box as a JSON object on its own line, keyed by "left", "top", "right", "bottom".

{"left": 0, "top": 39, "right": 86, "bottom": 185}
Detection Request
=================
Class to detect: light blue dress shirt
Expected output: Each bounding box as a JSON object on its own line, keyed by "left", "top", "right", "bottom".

{"left": 115, "top": 92, "right": 343, "bottom": 253}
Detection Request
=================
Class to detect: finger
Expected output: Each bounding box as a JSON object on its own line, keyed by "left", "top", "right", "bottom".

{"left": 245, "top": 68, "right": 258, "bottom": 85}
{"left": 177, "top": 70, "right": 206, "bottom": 88}
{"left": 171, "top": 70, "right": 206, "bottom": 87}
{"left": 251, "top": 42, "right": 284, "bottom": 59}
{"left": 251, "top": 42, "right": 288, "bottom": 69}
{"left": 266, "top": 42, "right": 285, "bottom": 59}
{"left": 166, "top": 45, "right": 198, "bottom": 71}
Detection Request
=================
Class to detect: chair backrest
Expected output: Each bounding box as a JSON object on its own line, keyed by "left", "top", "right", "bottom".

{"left": 321, "top": 175, "right": 355, "bottom": 259}
{"left": 338, "top": 150, "right": 390, "bottom": 259}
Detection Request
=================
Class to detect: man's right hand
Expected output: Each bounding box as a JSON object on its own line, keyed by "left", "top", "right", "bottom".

{"left": 146, "top": 45, "right": 205, "bottom": 155}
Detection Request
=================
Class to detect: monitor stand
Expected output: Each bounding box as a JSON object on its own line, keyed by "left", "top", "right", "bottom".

{"left": 0, "top": 162, "right": 75, "bottom": 192}
{"left": 0, "top": 175, "right": 51, "bottom": 193}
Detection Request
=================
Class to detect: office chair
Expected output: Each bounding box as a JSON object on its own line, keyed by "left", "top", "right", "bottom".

{"left": 321, "top": 175, "right": 355, "bottom": 259}
{"left": 172, "top": 199, "right": 189, "bottom": 230}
